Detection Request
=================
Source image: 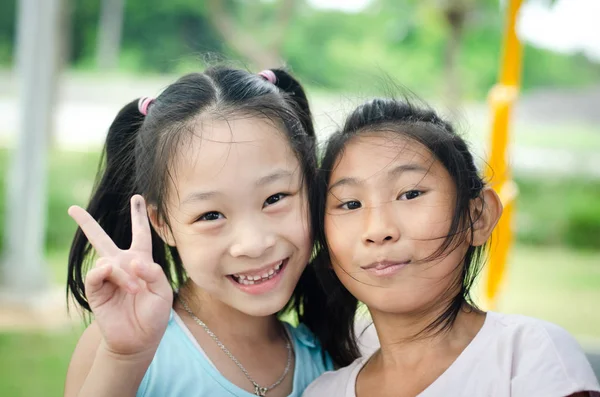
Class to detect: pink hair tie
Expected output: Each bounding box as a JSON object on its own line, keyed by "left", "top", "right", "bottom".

{"left": 258, "top": 70, "right": 277, "bottom": 84}
{"left": 138, "top": 97, "right": 155, "bottom": 116}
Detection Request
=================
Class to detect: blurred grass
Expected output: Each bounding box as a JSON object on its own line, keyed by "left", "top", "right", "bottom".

{"left": 514, "top": 175, "right": 600, "bottom": 250}
{"left": 0, "top": 330, "right": 81, "bottom": 397}
{"left": 497, "top": 245, "right": 600, "bottom": 338}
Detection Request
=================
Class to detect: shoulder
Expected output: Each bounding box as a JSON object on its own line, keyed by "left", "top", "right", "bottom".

{"left": 302, "top": 356, "right": 366, "bottom": 397}
{"left": 287, "top": 321, "right": 321, "bottom": 349}
{"left": 486, "top": 311, "right": 589, "bottom": 356}
{"left": 285, "top": 322, "right": 334, "bottom": 371}
{"left": 286, "top": 322, "right": 327, "bottom": 359}
{"left": 485, "top": 312, "right": 600, "bottom": 396}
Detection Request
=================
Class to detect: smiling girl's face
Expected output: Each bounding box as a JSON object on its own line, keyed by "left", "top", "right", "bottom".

{"left": 153, "top": 116, "right": 312, "bottom": 317}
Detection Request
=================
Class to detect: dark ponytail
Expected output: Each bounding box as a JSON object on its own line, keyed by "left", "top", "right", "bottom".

{"left": 66, "top": 100, "right": 182, "bottom": 312}
{"left": 67, "top": 101, "right": 141, "bottom": 312}
{"left": 270, "top": 68, "right": 315, "bottom": 139}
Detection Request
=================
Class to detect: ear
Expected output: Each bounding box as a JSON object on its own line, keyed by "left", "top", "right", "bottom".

{"left": 147, "top": 204, "right": 177, "bottom": 247}
{"left": 469, "top": 187, "right": 503, "bottom": 247}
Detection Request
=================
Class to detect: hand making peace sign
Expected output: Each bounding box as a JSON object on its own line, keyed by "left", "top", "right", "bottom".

{"left": 68, "top": 195, "right": 173, "bottom": 356}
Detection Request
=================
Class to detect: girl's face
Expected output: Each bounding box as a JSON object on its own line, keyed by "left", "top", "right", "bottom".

{"left": 154, "top": 117, "right": 312, "bottom": 317}
{"left": 324, "top": 132, "right": 469, "bottom": 315}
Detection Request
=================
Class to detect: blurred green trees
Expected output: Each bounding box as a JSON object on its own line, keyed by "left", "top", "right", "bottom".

{"left": 0, "top": 0, "right": 598, "bottom": 98}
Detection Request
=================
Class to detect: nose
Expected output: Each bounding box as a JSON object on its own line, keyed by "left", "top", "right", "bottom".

{"left": 229, "top": 220, "right": 276, "bottom": 258}
{"left": 362, "top": 204, "right": 400, "bottom": 245}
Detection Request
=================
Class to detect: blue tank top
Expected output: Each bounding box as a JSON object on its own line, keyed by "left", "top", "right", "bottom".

{"left": 137, "top": 311, "right": 333, "bottom": 396}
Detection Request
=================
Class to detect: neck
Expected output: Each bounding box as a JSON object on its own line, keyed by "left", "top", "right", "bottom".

{"left": 368, "top": 301, "right": 485, "bottom": 367}
{"left": 177, "top": 282, "right": 283, "bottom": 343}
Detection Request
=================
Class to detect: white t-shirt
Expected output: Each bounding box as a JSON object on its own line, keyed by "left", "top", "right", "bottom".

{"left": 304, "top": 312, "right": 600, "bottom": 397}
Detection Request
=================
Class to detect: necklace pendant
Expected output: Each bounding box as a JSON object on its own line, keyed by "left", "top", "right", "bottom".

{"left": 254, "top": 384, "right": 268, "bottom": 396}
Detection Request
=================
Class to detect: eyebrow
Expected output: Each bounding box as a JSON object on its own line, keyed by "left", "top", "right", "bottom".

{"left": 329, "top": 163, "right": 430, "bottom": 191}
{"left": 181, "top": 170, "right": 294, "bottom": 205}
{"left": 181, "top": 191, "right": 219, "bottom": 205}
{"left": 255, "top": 169, "right": 294, "bottom": 187}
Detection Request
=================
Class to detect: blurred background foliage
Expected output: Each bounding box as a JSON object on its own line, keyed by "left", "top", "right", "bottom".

{"left": 0, "top": 0, "right": 598, "bottom": 98}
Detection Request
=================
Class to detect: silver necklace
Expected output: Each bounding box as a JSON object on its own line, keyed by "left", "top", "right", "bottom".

{"left": 179, "top": 298, "right": 293, "bottom": 396}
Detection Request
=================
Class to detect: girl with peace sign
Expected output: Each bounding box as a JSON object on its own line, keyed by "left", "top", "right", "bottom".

{"left": 64, "top": 67, "right": 339, "bottom": 397}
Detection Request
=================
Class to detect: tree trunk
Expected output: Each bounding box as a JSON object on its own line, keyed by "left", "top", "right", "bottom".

{"left": 96, "top": 0, "right": 125, "bottom": 70}
{"left": 1, "top": 0, "right": 63, "bottom": 295}
{"left": 442, "top": 1, "right": 467, "bottom": 114}
{"left": 58, "top": 0, "right": 71, "bottom": 68}
{"left": 207, "top": 0, "right": 295, "bottom": 69}
{"left": 270, "top": 0, "right": 295, "bottom": 56}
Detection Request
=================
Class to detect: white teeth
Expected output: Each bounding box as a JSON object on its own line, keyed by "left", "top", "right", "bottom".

{"left": 232, "top": 259, "right": 286, "bottom": 285}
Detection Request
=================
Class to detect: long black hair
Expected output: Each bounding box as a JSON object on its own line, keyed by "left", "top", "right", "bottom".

{"left": 314, "top": 98, "right": 488, "bottom": 365}
{"left": 67, "top": 66, "right": 339, "bottom": 365}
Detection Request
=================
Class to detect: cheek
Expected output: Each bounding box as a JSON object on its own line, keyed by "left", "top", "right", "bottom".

{"left": 404, "top": 201, "right": 455, "bottom": 241}
{"left": 324, "top": 215, "right": 351, "bottom": 262}
{"left": 169, "top": 225, "right": 225, "bottom": 272}
{"left": 173, "top": 225, "right": 219, "bottom": 251}
{"left": 281, "top": 199, "right": 312, "bottom": 252}
{"left": 291, "top": 220, "right": 312, "bottom": 254}
{"left": 177, "top": 241, "right": 221, "bottom": 269}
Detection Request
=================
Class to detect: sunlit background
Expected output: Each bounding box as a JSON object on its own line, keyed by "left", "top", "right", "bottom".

{"left": 0, "top": 0, "right": 598, "bottom": 395}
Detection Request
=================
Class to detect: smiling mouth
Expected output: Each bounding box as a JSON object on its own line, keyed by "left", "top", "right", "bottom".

{"left": 229, "top": 260, "right": 285, "bottom": 285}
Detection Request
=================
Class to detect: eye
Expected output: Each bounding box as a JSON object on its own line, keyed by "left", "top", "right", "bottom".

{"left": 399, "top": 190, "right": 423, "bottom": 201}
{"left": 263, "top": 193, "right": 288, "bottom": 208}
{"left": 197, "top": 211, "right": 224, "bottom": 221}
{"left": 340, "top": 200, "right": 361, "bottom": 210}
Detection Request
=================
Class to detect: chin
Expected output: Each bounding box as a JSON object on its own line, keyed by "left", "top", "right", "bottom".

{"left": 238, "top": 294, "right": 293, "bottom": 317}
{"left": 356, "top": 290, "right": 420, "bottom": 315}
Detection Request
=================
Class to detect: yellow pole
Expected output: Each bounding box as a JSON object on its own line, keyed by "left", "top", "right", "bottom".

{"left": 483, "top": 0, "right": 523, "bottom": 310}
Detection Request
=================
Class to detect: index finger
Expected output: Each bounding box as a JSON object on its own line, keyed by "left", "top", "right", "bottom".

{"left": 68, "top": 205, "right": 120, "bottom": 258}
{"left": 129, "top": 195, "right": 153, "bottom": 253}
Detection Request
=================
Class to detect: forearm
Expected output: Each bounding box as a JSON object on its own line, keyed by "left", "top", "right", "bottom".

{"left": 75, "top": 343, "right": 155, "bottom": 397}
